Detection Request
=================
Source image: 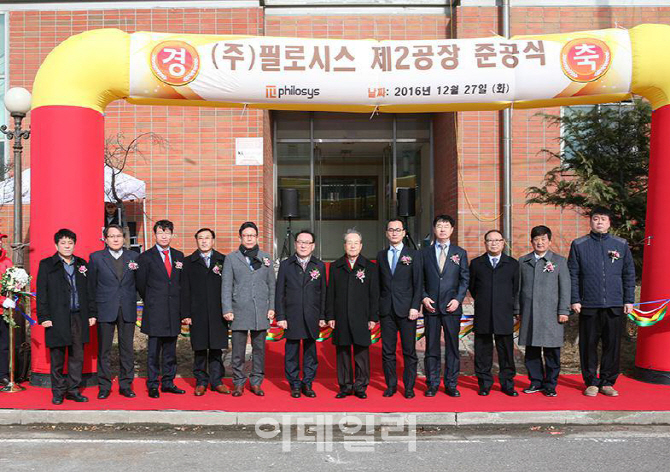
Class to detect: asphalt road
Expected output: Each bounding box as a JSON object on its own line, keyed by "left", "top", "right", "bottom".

{"left": 0, "top": 424, "right": 668, "bottom": 471}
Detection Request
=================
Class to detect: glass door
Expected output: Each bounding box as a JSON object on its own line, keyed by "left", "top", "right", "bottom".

{"left": 314, "top": 141, "right": 392, "bottom": 261}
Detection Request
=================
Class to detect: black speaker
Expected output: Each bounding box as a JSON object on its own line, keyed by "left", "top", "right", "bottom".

{"left": 397, "top": 187, "right": 416, "bottom": 217}
{"left": 281, "top": 188, "right": 300, "bottom": 219}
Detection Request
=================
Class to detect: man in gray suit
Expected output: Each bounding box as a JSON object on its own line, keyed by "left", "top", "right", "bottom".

{"left": 88, "top": 224, "right": 140, "bottom": 399}
{"left": 222, "top": 222, "right": 275, "bottom": 397}
{"left": 516, "top": 225, "right": 570, "bottom": 397}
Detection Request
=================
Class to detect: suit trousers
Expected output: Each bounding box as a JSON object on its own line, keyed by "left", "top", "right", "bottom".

{"left": 380, "top": 311, "right": 418, "bottom": 390}
{"left": 579, "top": 307, "right": 624, "bottom": 387}
{"left": 231, "top": 330, "right": 266, "bottom": 387}
{"left": 97, "top": 309, "right": 136, "bottom": 391}
{"left": 524, "top": 346, "right": 561, "bottom": 389}
{"left": 193, "top": 349, "right": 224, "bottom": 388}
{"left": 146, "top": 335, "right": 178, "bottom": 389}
{"left": 49, "top": 311, "right": 84, "bottom": 395}
{"left": 0, "top": 316, "right": 8, "bottom": 378}
{"left": 336, "top": 344, "right": 370, "bottom": 393}
{"left": 474, "top": 333, "right": 516, "bottom": 391}
{"left": 424, "top": 314, "right": 461, "bottom": 388}
{"left": 285, "top": 338, "right": 318, "bottom": 389}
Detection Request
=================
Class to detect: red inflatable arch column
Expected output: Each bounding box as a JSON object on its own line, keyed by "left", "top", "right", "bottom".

{"left": 636, "top": 104, "right": 670, "bottom": 384}
{"left": 28, "top": 105, "right": 104, "bottom": 386}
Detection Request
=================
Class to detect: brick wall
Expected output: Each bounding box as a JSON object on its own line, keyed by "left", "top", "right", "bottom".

{"left": 1, "top": 5, "right": 668, "bottom": 265}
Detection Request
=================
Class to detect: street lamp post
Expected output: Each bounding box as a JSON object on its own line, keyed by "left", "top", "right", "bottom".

{"left": 0, "top": 88, "right": 31, "bottom": 393}
{"left": 0, "top": 87, "right": 32, "bottom": 269}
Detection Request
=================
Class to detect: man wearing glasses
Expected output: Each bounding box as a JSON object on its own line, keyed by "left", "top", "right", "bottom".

{"left": 468, "top": 230, "right": 520, "bottom": 397}
{"left": 275, "top": 230, "right": 327, "bottom": 398}
{"left": 420, "top": 215, "right": 469, "bottom": 398}
{"left": 377, "top": 219, "right": 423, "bottom": 399}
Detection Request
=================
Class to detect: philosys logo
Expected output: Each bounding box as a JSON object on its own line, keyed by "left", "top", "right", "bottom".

{"left": 150, "top": 40, "right": 200, "bottom": 86}
{"left": 265, "top": 85, "right": 321, "bottom": 100}
{"left": 561, "top": 38, "right": 612, "bottom": 83}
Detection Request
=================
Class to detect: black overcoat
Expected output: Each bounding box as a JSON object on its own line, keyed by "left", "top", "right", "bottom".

{"left": 325, "top": 255, "right": 379, "bottom": 347}
{"left": 181, "top": 250, "right": 229, "bottom": 350}
{"left": 36, "top": 253, "right": 95, "bottom": 348}
{"left": 275, "top": 255, "right": 327, "bottom": 340}
{"left": 468, "top": 252, "right": 519, "bottom": 335}
{"left": 136, "top": 246, "right": 185, "bottom": 337}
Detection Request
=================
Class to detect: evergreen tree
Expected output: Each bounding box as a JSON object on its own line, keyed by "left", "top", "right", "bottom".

{"left": 526, "top": 99, "right": 651, "bottom": 275}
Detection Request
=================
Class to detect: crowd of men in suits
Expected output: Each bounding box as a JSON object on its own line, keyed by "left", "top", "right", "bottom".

{"left": 19, "top": 205, "right": 635, "bottom": 405}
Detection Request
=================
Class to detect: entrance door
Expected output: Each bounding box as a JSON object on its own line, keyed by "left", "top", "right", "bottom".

{"left": 314, "top": 142, "right": 392, "bottom": 261}
{"left": 274, "top": 111, "right": 432, "bottom": 262}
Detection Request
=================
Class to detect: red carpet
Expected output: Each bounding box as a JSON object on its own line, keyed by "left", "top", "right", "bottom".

{"left": 1, "top": 342, "right": 668, "bottom": 412}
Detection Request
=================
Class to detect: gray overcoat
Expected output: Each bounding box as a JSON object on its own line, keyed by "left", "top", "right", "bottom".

{"left": 221, "top": 249, "right": 276, "bottom": 331}
{"left": 515, "top": 251, "right": 570, "bottom": 348}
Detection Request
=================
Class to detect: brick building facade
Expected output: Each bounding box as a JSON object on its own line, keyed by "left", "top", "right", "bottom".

{"left": 0, "top": 0, "right": 666, "bottom": 264}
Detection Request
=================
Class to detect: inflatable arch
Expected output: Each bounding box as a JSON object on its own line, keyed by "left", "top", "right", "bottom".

{"left": 28, "top": 24, "right": 670, "bottom": 384}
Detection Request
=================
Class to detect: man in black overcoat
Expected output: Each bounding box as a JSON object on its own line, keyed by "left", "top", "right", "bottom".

{"left": 468, "top": 230, "right": 520, "bottom": 397}
{"left": 377, "top": 219, "right": 422, "bottom": 399}
{"left": 326, "top": 229, "right": 379, "bottom": 399}
{"left": 420, "top": 214, "right": 470, "bottom": 397}
{"left": 181, "top": 228, "right": 230, "bottom": 396}
{"left": 36, "top": 229, "right": 97, "bottom": 405}
{"left": 88, "top": 224, "right": 140, "bottom": 400}
{"left": 136, "top": 220, "right": 186, "bottom": 398}
{"left": 275, "top": 229, "right": 327, "bottom": 398}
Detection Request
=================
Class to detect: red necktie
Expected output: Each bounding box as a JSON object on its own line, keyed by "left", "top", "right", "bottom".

{"left": 163, "top": 250, "right": 172, "bottom": 277}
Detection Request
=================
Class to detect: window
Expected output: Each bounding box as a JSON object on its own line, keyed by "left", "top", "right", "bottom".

{"left": 560, "top": 101, "right": 635, "bottom": 162}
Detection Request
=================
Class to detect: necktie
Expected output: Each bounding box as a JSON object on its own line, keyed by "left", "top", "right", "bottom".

{"left": 301, "top": 260, "right": 308, "bottom": 271}
{"left": 492, "top": 257, "right": 499, "bottom": 269}
{"left": 438, "top": 244, "right": 447, "bottom": 272}
{"left": 205, "top": 255, "right": 210, "bottom": 268}
{"left": 163, "top": 250, "right": 172, "bottom": 277}
{"left": 391, "top": 247, "right": 399, "bottom": 275}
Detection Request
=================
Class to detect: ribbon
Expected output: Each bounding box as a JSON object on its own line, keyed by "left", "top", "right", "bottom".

{"left": 12, "top": 296, "right": 37, "bottom": 326}
{"left": 628, "top": 300, "right": 669, "bottom": 327}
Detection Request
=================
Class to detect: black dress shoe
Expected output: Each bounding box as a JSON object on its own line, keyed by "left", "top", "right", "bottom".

{"left": 523, "top": 385, "right": 544, "bottom": 394}
{"left": 335, "top": 390, "right": 353, "bottom": 399}
{"left": 301, "top": 385, "right": 316, "bottom": 398}
{"left": 543, "top": 389, "right": 557, "bottom": 397}
{"left": 445, "top": 387, "right": 461, "bottom": 397}
{"left": 382, "top": 388, "right": 397, "bottom": 397}
{"left": 0, "top": 377, "right": 10, "bottom": 387}
{"left": 424, "top": 386, "right": 438, "bottom": 397}
{"left": 119, "top": 388, "right": 136, "bottom": 398}
{"left": 161, "top": 385, "right": 186, "bottom": 394}
{"left": 354, "top": 391, "right": 367, "bottom": 399}
{"left": 404, "top": 389, "right": 415, "bottom": 399}
{"left": 98, "top": 389, "right": 111, "bottom": 399}
{"left": 65, "top": 392, "right": 89, "bottom": 402}
{"left": 502, "top": 389, "right": 519, "bottom": 397}
{"left": 52, "top": 395, "right": 64, "bottom": 405}
{"left": 148, "top": 388, "right": 160, "bottom": 398}
{"left": 291, "top": 389, "right": 301, "bottom": 398}
{"left": 478, "top": 389, "right": 490, "bottom": 396}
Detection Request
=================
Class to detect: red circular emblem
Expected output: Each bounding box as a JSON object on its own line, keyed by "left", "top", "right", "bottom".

{"left": 561, "top": 38, "right": 612, "bottom": 83}
{"left": 150, "top": 40, "right": 200, "bottom": 86}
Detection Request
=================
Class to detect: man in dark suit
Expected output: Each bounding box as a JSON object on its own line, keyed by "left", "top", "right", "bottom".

{"left": 136, "top": 220, "right": 186, "bottom": 398}
{"left": 88, "top": 224, "right": 140, "bottom": 399}
{"left": 326, "top": 229, "right": 379, "bottom": 399}
{"left": 36, "top": 229, "right": 97, "bottom": 405}
{"left": 275, "top": 229, "right": 327, "bottom": 398}
{"left": 181, "top": 228, "right": 230, "bottom": 396}
{"left": 469, "top": 229, "right": 520, "bottom": 397}
{"left": 377, "top": 219, "right": 422, "bottom": 399}
{"left": 420, "top": 215, "right": 469, "bottom": 397}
